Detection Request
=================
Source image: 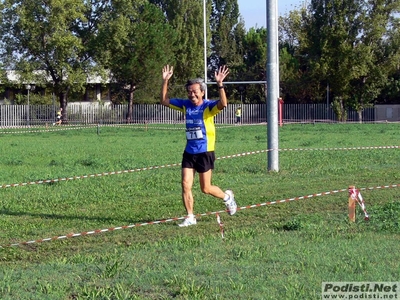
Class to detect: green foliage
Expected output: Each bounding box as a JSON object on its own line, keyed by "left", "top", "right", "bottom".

{"left": 158, "top": 0, "right": 206, "bottom": 82}
{"left": 242, "top": 28, "right": 268, "bottom": 103}
{"left": 0, "top": 124, "right": 399, "bottom": 298}
{"left": 0, "top": 0, "right": 399, "bottom": 109}
{"left": 370, "top": 201, "right": 400, "bottom": 233}
{"left": 13, "top": 93, "right": 53, "bottom": 105}
{"left": 96, "top": 1, "right": 176, "bottom": 114}
{"left": 331, "top": 97, "right": 348, "bottom": 122}
{"left": 279, "top": 9, "right": 325, "bottom": 103}
{"left": 302, "top": 0, "right": 364, "bottom": 100}
{"left": 278, "top": 0, "right": 400, "bottom": 104}
{"left": 210, "top": 0, "right": 242, "bottom": 67}
{"left": 0, "top": 0, "right": 106, "bottom": 109}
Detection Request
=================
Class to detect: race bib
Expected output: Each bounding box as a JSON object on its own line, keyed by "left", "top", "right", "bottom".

{"left": 186, "top": 127, "right": 203, "bottom": 140}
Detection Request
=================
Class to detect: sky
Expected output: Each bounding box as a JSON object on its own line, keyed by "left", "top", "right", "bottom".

{"left": 237, "top": 0, "right": 305, "bottom": 29}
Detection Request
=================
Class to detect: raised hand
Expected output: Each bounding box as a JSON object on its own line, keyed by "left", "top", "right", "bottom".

{"left": 215, "top": 65, "right": 229, "bottom": 83}
{"left": 162, "top": 65, "right": 174, "bottom": 81}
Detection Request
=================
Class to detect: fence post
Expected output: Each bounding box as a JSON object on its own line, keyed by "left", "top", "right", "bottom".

{"left": 279, "top": 97, "right": 284, "bottom": 127}
{"left": 348, "top": 185, "right": 356, "bottom": 222}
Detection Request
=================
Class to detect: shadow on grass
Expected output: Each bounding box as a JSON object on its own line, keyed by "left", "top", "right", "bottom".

{"left": 0, "top": 208, "right": 175, "bottom": 227}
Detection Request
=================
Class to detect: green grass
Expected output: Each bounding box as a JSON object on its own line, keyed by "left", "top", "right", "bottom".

{"left": 0, "top": 123, "right": 399, "bottom": 299}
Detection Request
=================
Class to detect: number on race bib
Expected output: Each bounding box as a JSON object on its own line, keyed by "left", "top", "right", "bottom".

{"left": 186, "top": 127, "right": 203, "bottom": 140}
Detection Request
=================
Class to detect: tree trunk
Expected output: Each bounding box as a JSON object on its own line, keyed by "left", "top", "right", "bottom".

{"left": 358, "top": 82, "right": 366, "bottom": 124}
{"left": 127, "top": 86, "right": 134, "bottom": 123}
{"left": 58, "top": 88, "right": 69, "bottom": 124}
{"left": 340, "top": 98, "right": 345, "bottom": 122}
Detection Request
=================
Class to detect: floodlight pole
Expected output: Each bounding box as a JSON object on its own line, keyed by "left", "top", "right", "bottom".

{"left": 266, "top": 0, "right": 280, "bottom": 171}
{"left": 203, "top": 0, "right": 208, "bottom": 100}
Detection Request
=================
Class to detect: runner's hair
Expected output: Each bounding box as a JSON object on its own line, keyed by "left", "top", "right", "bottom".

{"left": 185, "top": 78, "right": 207, "bottom": 92}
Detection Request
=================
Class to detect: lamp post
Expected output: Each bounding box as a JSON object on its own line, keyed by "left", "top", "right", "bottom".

{"left": 26, "top": 84, "right": 31, "bottom": 126}
{"left": 238, "top": 85, "right": 245, "bottom": 104}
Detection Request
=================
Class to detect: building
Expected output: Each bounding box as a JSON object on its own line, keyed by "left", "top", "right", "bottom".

{"left": 0, "top": 70, "right": 111, "bottom": 105}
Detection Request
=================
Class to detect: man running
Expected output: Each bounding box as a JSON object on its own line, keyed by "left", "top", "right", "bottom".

{"left": 161, "top": 65, "right": 237, "bottom": 227}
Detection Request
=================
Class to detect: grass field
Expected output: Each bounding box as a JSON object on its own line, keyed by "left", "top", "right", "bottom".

{"left": 0, "top": 123, "right": 399, "bottom": 299}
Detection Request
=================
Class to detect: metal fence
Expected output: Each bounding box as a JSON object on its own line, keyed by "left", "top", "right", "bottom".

{"left": 0, "top": 103, "right": 397, "bottom": 127}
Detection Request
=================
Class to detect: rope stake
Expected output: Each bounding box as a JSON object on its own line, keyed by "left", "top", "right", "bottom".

{"left": 349, "top": 186, "right": 370, "bottom": 221}
{"left": 216, "top": 213, "right": 225, "bottom": 239}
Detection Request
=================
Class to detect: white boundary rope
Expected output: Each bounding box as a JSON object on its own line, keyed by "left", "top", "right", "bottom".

{"left": 1, "top": 145, "right": 398, "bottom": 189}
{"left": 1, "top": 183, "right": 398, "bottom": 248}
{"left": 0, "top": 126, "right": 398, "bottom": 247}
{"left": 0, "top": 123, "right": 238, "bottom": 134}
{"left": 0, "top": 124, "right": 97, "bottom": 134}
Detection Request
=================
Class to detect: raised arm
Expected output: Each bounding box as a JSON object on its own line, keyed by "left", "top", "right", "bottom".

{"left": 161, "top": 65, "right": 174, "bottom": 107}
{"left": 215, "top": 65, "right": 229, "bottom": 110}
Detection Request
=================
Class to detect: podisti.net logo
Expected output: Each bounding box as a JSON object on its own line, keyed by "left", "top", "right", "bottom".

{"left": 322, "top": 282, "right": 399, "bottom": 299}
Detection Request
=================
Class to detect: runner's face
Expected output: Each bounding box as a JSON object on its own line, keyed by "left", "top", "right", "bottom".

{"left": 187, "top": 83, "right": 204, "bottom": 106}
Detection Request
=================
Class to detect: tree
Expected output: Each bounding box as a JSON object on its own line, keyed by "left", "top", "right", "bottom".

{"left": 301, "top": 0, "right": 365, "bottom": 110}
{"left": 0, "top": 0, "right": 103, "bottom": 122}
{"left": 209, "top": 0, "right": 242, "bottom": 68}
{"left": 208, "top": 0, "right": 245, "bottom": 100}
{"left": 347, "top": 0, "right": 400, "bottom": 121}
{"left": 298, "top": 0, "right": 400, "bottom": 119}
{"left": 151, "top": 0, "right": 207, "bottom": 91}
{"left": 95, "top": 0, "right": 176, "bottom": 121}
{"left": 240, "top": 28, "right": 267, "bottom": 103}
{"left": 279, "top": 9, "right": 323, "bottom": 103}
{"left": 380, "top": 14, "right": 400, "bottom": 103}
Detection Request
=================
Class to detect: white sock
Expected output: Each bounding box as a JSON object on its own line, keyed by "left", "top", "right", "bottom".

{"left": 188, "top": 214, "right": 195, "bottom": 219}
{"left": 223, "top": 193, "right": 230, "bottom": 201}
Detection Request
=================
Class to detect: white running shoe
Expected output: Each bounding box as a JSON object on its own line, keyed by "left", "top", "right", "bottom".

{"left": 224, "top": 190, "right": 237, "bottom": 215}
{"left": 178, "top": 217, "right": 197, "bottom": 227}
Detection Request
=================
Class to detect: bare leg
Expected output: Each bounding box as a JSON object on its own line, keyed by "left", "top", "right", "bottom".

{"left": 198, "top": 169, "right": 225, "bottom": 199}
{"left": 181, "top": 168, "right": 196, "bottom": 214}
